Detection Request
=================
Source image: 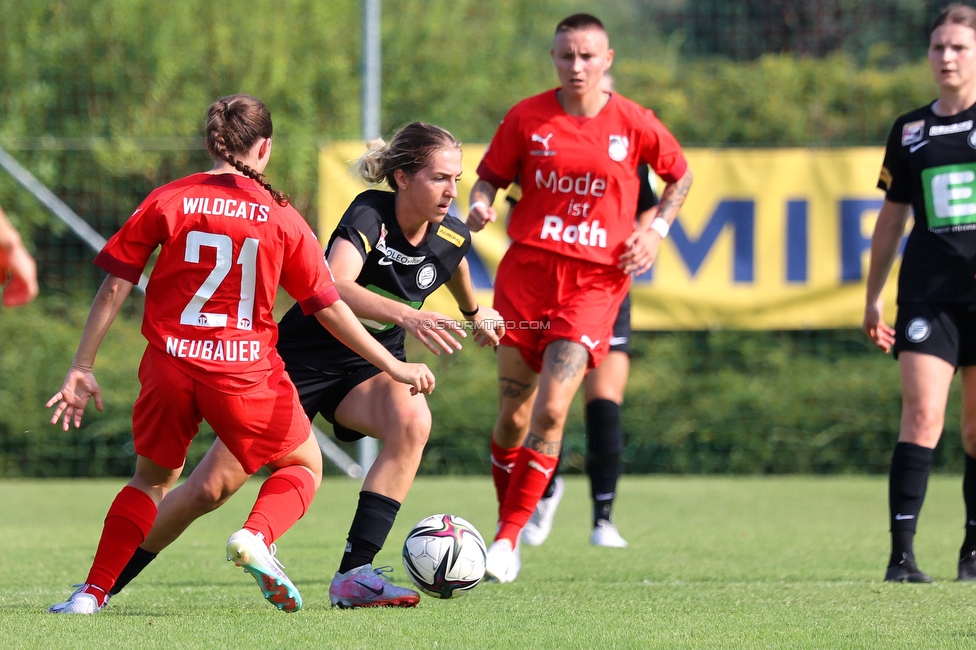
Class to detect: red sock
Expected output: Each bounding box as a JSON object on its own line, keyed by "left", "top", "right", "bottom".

{"left": 490, "top": 440, "right": 520, "bottom": 517}
{"left": 243, "top": 466, "right": 316, "bottom": 544}
{"left": 85, "top": 486, "right": 157, "bottom": 602}
{"left": 496, "top": 448, "right": 558, "bottom": 545}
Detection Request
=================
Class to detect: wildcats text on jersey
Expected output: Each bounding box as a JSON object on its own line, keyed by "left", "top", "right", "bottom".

{"left": 165, "top": 336, "right": 261, "bottom": 362}
{"left": 182, "top": 197, "right": 271, "bottom": 222}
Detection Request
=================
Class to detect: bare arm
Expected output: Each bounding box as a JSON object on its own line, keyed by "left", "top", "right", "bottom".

{"left": 313, "top": 299, "right": 434, "bottom": 394}
{"left": 46, "top": 274, "right": 134, "bottom": 429}
{"left": 0, "top": 205, "right": 38, "bottom": 307}
{"left": 862, "top": 199, "right": 912, "bottom": 352}
{"left": 445, "top": 257, "right": 478, "bottom": 315}
{"left": 445, "top": 257, "right": 504, "bottom": 347}
{"left": 619, "top": 168, "right": 694, "bottom": 275}
{"left": 466, "top": 179, "right": 500, "bottom": 232}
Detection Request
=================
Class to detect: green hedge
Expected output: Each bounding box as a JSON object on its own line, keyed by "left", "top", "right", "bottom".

{"left": 415, "top": 330, "right": 963, "bottom": 477}
{"left": 3, "top": 301, "right": 963, "bottom": 477}
{"left": 0, "top": 299, "right": 216, "bottom": 477}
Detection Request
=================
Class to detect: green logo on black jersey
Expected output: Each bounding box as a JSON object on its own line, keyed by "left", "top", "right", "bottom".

{"left": 922, "top": 163, "right": 976, "bottom": 229}
{"left": 357, "top": 285, "right": 423, "bottom": 333}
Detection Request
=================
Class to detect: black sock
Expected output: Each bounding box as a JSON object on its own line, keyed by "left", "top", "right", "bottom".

{"left": 962, "top": 453, "right": 976, "bottom": 556}
{"left": 338, "top": 491, "right": 401, "bottom": 574}
{"left": 109, "top": 547, "right": 158, "bottom": 595}
{"left": 586, "top": 399, "right": 623, "bottom": 526}
{"left": 888, "top": 442, "right": 933, "bottom": 565}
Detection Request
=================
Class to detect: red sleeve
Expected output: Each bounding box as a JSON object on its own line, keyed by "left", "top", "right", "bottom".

{"left": 94, "top": 193, "right": 169, "bottom": 280}
{"left": 93, "top": 250, "right": 143, "bottom": 284}
{"left": 298, "top": 285, "right": 341, "bottom": 315}
{"left": 278, "top": 211, "right": 341, "bottom": 314}
{"left": 476, "top": 108, "right": 523, "bottom": 189}
{"left": 639, "top": 110, "right": 687, "bottom": 184}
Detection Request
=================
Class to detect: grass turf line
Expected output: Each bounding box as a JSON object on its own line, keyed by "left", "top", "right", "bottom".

{"left": 2, "top": 476, "right": 976, "bottom": 649}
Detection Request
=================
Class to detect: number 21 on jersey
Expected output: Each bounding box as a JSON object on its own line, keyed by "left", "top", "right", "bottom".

{"left": 180, "top": 230, "right": 258, "bottom": 330}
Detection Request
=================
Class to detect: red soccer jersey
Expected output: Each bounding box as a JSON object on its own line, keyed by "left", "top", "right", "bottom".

{"left": 95, "top": 172, "right": 339, "bottom": 393}
{"left": 477, "top": 89, "right": 687, "bottom": 267}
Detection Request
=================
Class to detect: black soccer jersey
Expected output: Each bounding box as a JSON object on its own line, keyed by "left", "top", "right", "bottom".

{"left": 276, "top": 190, "right": 471, "bottom": 372}
{"left": 879, "top": 102, "right": 976, "bottom": 303}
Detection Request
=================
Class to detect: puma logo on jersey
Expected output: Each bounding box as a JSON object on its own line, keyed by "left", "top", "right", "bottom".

{"left": 540, "top": 215, "right": 607, "bottom": 247}
{"left": 527, "top": 460, "right": 555, "bottom": 479}
{"left": 580, "top": 335, "right": 600, "bottom": 350}
{"left": 530, "top": 133, "right": 556, "bottom": 156}
{"left": 532, "top": 133, "right": 554, "bottom": 149}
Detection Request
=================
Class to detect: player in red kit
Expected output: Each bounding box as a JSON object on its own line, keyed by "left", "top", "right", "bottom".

{"left": 0, "top": 203, "right": 38, "bottom": 307}
{"left": 467, "top": 14, "right": 693, "bottom": 583}
{"left": 45, "top": 94, "right": 433, "bottom": 614}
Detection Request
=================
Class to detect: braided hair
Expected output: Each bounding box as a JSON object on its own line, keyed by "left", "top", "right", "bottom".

{"left": 205, "top": 94, "right": 289, "bottom": 206}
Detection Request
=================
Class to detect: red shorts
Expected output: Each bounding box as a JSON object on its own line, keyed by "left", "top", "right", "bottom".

{"left": 132, "top": 345, "right": 310, "bottom": 475}
{"left": 493, "top": 243, "right": 631, "bottom": 373}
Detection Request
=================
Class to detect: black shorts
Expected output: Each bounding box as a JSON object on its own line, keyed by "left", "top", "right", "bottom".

{"left": 285, "top": 362, "right": 383, "bottom": 442}
{"left": 608, "top": 294, "right": 632, "bottom": 355}
{"left": 893, "top": 302, "right": 976, "bottom": 367}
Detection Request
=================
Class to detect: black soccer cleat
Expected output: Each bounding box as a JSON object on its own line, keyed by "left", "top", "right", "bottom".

{"left": 884, "top": 553, "right": 933, "bottom": 583}
{"left": 957, "top": 549, "right": 976, "bottom": 581}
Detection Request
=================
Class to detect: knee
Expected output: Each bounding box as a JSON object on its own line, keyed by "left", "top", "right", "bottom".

{"left": 392, "top": 405, "right": 431, "bottom": 453}
{"left": 495, "top": 408, "right": 529, "bottom": 446}
{"left": 532, "top": 398, "right": 571, "bottom": 435}
{"left": 900, "top": 404, "right": 945, "bottom": 446}
{"left": 185, "top": 479, "right": 232, "bottom": 515}
{"left": 963, "top": 421, "right": 976, "bottom": 457}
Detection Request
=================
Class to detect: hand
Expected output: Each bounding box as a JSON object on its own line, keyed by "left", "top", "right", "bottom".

{"left": 390, "top": 361, "right": 436, "bottom": 395}
{"left": 402, "top": 309, "right": 468, "bottom": 355}
{"left": 470, "top": 306, "right": 505, "bottom": 347}
{"left": 0, "top": 243, "right": 38, "bottom": 307}
{"left": 46, "top": 366, "right": 104, "bottom": 431}
{"left": 618, "top": 228, "right": 661, "bottom": 275}
{"left": 466, "top": 204, "right": 497, "bottom": 232}
{"left": 862, "top": 298, "right": 895, "bottom": 353}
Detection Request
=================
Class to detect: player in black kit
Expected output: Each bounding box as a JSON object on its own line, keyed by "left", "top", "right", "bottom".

{"left": 863, "top": 4, "right": 976, "bottom": 583}
{"left": 105, "top": 122, "right": 504, "bottom": 608}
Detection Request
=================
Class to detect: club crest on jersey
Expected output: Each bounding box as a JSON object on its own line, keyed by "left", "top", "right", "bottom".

{"left": 608, "top": 135, "right": 629, "bottom": 162}
{"left": 416, "top": 263, "right": 437, "bottom": 289}
{"left": 530, "top": 132, "right": 556, "bottom": 156}
{"left": 901, "top": 120, "right": 925, "bottom": 146}
{"left": 968, "top": 130, "right": 976, "bottom": 150}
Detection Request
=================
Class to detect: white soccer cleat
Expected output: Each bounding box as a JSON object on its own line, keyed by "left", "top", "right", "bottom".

{"left": 48, "top": 584, "right": 104, "bottom": 614}
{"left": 590, "top": 520, "right": 629, "bottom": 548}
{"left": 226, "top": 529, "right": 303, "bottom": 613}
{"left": 521, "top": 476, "right": 564, "bottom": 546}
{"left": 485, "top": 538, "right": 521, "bottom": 584}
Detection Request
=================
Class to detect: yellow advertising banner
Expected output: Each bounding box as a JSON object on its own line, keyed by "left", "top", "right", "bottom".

{"left": 319, "top": 144, "right": 899, "bottom": 330}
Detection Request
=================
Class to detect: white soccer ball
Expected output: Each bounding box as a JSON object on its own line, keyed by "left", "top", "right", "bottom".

{"left": 402, "top": 514, "right": 487, "bottom": 598}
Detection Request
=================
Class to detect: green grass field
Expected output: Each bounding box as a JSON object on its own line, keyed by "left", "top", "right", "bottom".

{"left": 3, "top": 476, "right": 976, "bottom": 649}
